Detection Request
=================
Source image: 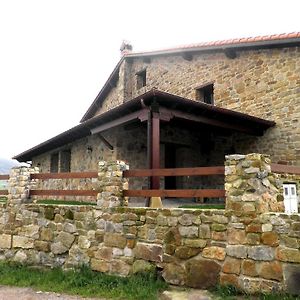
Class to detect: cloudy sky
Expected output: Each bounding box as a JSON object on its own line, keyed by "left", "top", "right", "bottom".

{"left": 0, "top": 0, "right": 299, "bottom": 160}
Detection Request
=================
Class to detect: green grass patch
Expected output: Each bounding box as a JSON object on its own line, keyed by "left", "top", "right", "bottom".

{"left": 36, "top": 199, "right": 96, "bottom": 206}
{"left": 0, "top": 262, "right": 168, "bottom": 300}
{"left": 0, "top": 197, "right": 7, "bottom": 203}
{"left": 179, "top": 204, "right": 225, "bottom": 209}
{"left": 210, "top": 285, "right": 298, "bottom": 300}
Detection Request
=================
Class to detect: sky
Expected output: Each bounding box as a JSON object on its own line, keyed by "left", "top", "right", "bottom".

{"left": 0, "top": 0, "right": 299, "bottom": 160}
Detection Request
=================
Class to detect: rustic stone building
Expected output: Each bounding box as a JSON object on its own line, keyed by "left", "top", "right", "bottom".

{"left": 14, "top": 32, "right": 300, "bottom": 191}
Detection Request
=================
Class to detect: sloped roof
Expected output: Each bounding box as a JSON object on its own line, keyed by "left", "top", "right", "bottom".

{"left": 14, "top": 89, "right": 275, "bottom": 162}
{"left": 80, "top": 32, "right": 300, "bottom": 122}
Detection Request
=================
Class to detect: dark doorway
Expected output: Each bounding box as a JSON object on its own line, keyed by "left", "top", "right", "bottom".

{"left": 165, "top": 143, "right": 177, "bottom": 189}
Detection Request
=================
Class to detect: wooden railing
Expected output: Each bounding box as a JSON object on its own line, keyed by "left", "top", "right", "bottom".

{"left": 29, "top": 172, "right": 98, "bottom": 197}
{"left": 0, "top": 174, "right": 9, "bottom": 196}
{"left": 271, "top": 163, "right": 300, "bottom": 175}
{"left": 123, "top": 166, "right": 226, "bottom": 198}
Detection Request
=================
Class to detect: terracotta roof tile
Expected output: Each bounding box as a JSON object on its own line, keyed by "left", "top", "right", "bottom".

{"left": 127, "top": 32, "right": 300, "bottom": 56}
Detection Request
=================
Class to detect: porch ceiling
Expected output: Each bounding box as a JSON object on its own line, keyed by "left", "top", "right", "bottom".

{"left": 13, "top": 89, "right": 275, "bottom": 162}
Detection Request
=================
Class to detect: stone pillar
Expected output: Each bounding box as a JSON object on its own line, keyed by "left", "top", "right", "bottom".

{"left": 7, "top": 166, "right": 39, "bottom": 206}
{"left": 225, "top": 153, "right": 284, "bottom": 217}
{"left": 222, "top": 154, "right": 285, "bottom": 293}
{"left": 97, "top": 160, "right": 129, "bottom": 208}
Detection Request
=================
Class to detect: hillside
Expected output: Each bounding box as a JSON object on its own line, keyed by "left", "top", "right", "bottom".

{"left": 0, "top": 158, "right": 19, "bottom": 174}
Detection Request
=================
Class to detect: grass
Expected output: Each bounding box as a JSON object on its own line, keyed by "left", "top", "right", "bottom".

{"left": 36, "top": 199, "right": 96, "bottom": 206}
{"left": 0, "top": 262, "right": 168, "bottom": 300}
{"left": 210, "top": 285, "right": 298, "bottom": 300}
{"left": 0, "top": 196, "right": 7, "bottom": 203}
{"left": 179, "top": 204, "right": 225, "bottom": 209}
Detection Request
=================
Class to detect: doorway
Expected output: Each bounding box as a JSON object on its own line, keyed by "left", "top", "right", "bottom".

{"left": 165, "top": 143, "right": 177, "bottom": 189}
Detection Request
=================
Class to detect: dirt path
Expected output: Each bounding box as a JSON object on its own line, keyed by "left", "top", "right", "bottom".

{"left": 0, "top": 286, "right": 107, "bottom": 300}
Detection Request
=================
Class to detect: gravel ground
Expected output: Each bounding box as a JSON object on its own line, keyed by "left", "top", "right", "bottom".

{"left": 0, "top": 286, "right": 107, "bottom": 300}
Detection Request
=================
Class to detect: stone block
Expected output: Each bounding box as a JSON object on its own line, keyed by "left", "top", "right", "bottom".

{"left": 34, "top": 240, "right": 50, "bottom": 252}
{"left": 276, "top": 246, "right": 300, "bottom": 263}
{"left": 22, "top": 225, "right": 40, "bottom": 239}
{"left": 241, "top": 259, "right": 258, "bottom": 277}
{"left": 199, "top": 224, "right": 211, "bottom": 239}
{"left": 228, "top": 228, "right": 246, "bottom": 244}
{"left": 162, "top": 263, "right": 186, "bottom": 286}
{"left": 183, "top": 239, "right": 206, "bottom": 248}
{"left": 222, "top": 257, "right": 241, "bottom": 275}
{"left": 248, "top": 246, "right": 274, "bottom": 261}
{"left": 94, "top": 247, "right": 113, "bottom": 261}
{"left": 178, "top": 214, "right": 195, "bottom": 226}
{"left": 178, "top": 226, "right": 198, "bottom": 238}
{"left": 202, "top": 246, "right": 226, "bottom": 261}
{"left": 91, "top": 258, "right": 109, "bottom": 273}
{"left": 246, "top": 233, "right": 260, "bottom": 245}
{"left": 110, "top": 259, "right": 130, "bottom": 276}
{"left": 261, "top": 232, "right": 279, "bottom": 247}
{"left": 212, "top": 231, "right": 227, "bottom": 241}
{"left": 0, "top": 234, "right": 11, "bottom": 249}
{"left": 175, "top": 246, "right": 201, "bottom": 259}
{"left": 51, "top": 241, "right": 68, "bottom": 254}
{"left": 185, "top": 259, "right": 221, "bottom": 289}
{"left": 104, "top": 233, "right": 126, "bottom": 248}
{"left": 132, "top": 260, "right": 155, "bottom": 274}
{"left": 78, "top": 236, "right": 91, "bottom": 249}
{"left": 56, "top": 232, "right": 75, "bottom": 249}
{"left": 211, "top": 224, "right": 227, "bottom": 232}
{"left": 134, "top": 242, "right": 162, "bottom": 262}
{"left": 220, "top": 273, "right": 239, "bottom": 288}
{"left": 40, "top": 228, "right": 53, "bottom": 241}
{"left": 258, "top": 261, "right": 283, "bottom": 281}
{"left": 13, "top": 236, "right": 34, "bottom": 249}
{"left": 226, "top": 245, "right": 247, "bottom": 258}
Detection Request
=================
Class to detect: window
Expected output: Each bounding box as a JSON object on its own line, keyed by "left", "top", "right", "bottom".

{"left": 136, "top": 69, "right": 146, "bottom": 89}
{"left": 50, "top": 153, "right": 59, "bottom": 173}
{"left": 283, "top": 183, "right": 298, "bottom": 214}
{"left": 60, "top": 149, "right": 71, "bottom": 172}
{"left": 50, "top": 149, "right": 71, "bottom": 173}
{"left": 195, "top": 83, "right": 214, "bottom": 105}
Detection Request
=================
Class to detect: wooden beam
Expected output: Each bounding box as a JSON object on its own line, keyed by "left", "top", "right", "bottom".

{"left": 99, "top": 134, "right": 114, "bottom": 150}
{"left": 90, "top": 109, "right": 149, "bottom": 135}
{"left": 0, "top": 175, "right": 9, "bottom": 180}
{"left": 124, "top": 166, "right": 225, "bottom": 177}
{"left": 151, "top": 112, "right": 160, "bottom": 189}
{"left": 30, "top": 190, "right": 98, "bottom": 196}
{"left": 271, "top": 163, "right": 300, "bottom": 175}
{"left": 31, "top": 172, "right": 98, "bottom": 180}
{"left": 123, "top": 189, "right": 225, "bottom": 198}
{"left": 159, "top": 107, "right": 259, "bottom": 135}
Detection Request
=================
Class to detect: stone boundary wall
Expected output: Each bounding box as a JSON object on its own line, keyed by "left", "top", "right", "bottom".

{"left": 0, "top": 154, "right": 299, "bottom": 295}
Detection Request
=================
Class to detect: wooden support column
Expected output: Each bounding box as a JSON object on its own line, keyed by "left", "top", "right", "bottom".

{"left": 151, "top": 112, "right": 160, "bottom": 189}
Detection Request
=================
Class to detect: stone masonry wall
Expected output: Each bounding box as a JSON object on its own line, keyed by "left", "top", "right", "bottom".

{"left": 1, "top": 155, "right": 300, "bottom": 295}
{"left": 93, "top": 46, "right": 300, "bottom": 165}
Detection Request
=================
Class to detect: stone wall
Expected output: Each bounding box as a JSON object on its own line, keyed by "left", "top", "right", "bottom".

{"left": 92, "top": 46, "right": 300, "bottom": 165}
{"left": 1, "top": 154, "right": 300, "bottom": 295}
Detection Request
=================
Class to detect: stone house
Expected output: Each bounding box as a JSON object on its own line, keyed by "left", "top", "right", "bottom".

{"left": 13, "top": 32, "right": 300, "bottom": 192}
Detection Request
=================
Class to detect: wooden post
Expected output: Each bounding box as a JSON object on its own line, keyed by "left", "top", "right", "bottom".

{"left": 151, "top": 112, "right": 160, "bottom": 189}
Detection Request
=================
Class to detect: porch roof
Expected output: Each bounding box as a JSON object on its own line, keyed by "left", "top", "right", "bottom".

{"left": 13, "top": 89, "right": 275, "bottom": 162}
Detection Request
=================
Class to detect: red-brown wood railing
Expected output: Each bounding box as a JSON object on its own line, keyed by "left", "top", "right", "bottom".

{"left": 29, "top": 172, "right": 98, "bottom": 197}
{"left": 271, "top": 163, "right": 300, "bottom": 175}
{"left": 123, "top": 166, "right": 226, "bottom": 198}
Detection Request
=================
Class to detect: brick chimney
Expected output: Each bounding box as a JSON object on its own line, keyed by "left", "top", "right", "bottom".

{"left": 120, "top": 40, "right": 133, "bottom": 56}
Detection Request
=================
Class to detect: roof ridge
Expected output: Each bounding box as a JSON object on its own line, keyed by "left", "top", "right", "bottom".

{"left": 126, "top": 31, "right": 300, "bottom": 56}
